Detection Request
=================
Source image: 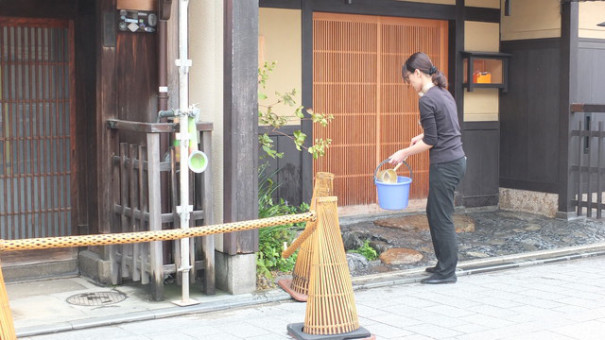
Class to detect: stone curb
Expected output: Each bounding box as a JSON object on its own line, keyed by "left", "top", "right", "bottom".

{"left": 16, "top": 242, "right": 605, "bottom": 338}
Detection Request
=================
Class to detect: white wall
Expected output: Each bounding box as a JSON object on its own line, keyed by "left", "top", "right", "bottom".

{"left": 465, "top": 0, "right": 499, "bottom": 8}
{"left": 189, "top": 1, "right": 224, "bottom": 236}
{"left": 259, "top": 8, "right": 302, "bottom": 124}
{"left": 579, "top": 1, "right": 605, "bottom": 39}
{"left": 464, "top": 21, "right": 500, "bottom": 122}
{"left": 500, "top": 0, "right": 561, "bottom": 41}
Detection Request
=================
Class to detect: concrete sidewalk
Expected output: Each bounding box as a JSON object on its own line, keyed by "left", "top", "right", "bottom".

{"left": 8, "top": 242, "right": 605, "bottom": 339}
{"left": 17, "top": 247, "right": 605, "bottom": 340}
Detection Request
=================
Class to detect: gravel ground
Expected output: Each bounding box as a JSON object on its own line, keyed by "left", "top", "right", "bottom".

{"left": 341, "top": 210, "right": 605, "bottom": 275}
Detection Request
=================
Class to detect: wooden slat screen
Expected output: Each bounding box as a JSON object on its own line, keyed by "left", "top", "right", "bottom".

{"left": 313, "top": 13, "right": 448, "bottom": 206}
{"left": 0, "top": 19, "right": 72, "bottom": 239}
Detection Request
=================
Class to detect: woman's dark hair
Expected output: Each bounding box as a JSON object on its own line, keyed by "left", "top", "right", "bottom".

{"left": 402, "top": 52, "right": 448, "bottom": 88}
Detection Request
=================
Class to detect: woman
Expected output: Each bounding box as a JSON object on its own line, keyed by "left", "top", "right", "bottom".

{"left": 388, "top": 52, "right": 466, "bottom": 284}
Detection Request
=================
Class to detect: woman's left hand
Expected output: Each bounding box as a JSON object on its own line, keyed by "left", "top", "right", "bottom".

{"left": 388, "top": 149, "right": 408, "bottom": 165}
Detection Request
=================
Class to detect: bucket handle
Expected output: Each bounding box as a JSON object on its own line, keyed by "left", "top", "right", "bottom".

{"left": 374, "top": 159, "right": 413, "bottom": 181}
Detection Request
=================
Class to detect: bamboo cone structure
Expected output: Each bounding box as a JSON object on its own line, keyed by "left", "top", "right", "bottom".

{"left": 288, "top": 196, "right": 372, "bottom": 339}
{"left": 0, "top": 260, "right": 16, "bottom": 340}
{"left": 305, "top": 196, "right": 358, "bottom": 334}
{"left": 280, "top": 172, "right": 334, "bottom": 301}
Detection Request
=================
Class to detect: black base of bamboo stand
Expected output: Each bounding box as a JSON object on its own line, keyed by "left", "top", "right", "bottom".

{"left": 287, "top": 323, "right": 373, "bottom": 340}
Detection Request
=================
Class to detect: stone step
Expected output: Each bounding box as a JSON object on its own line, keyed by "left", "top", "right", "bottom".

{"left": 2, "top": 249, "right": 79, "bottom": 283}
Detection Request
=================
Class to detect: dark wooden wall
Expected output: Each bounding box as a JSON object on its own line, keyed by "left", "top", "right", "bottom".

{"left": 571, "top": 38, "right": 605, "bottom": 204}
{"left": 116, "top": 34, "right": 158, "bottom": 123}
{"left": 576, "top": 39, "right": 605, "bottom": 106}
{"left": 115, "top": 32, "right": 158, "bottom": 148}
{"left": 500, "top": 39, "right": 562, "bottom": 194}
{"left": 258, "top": 126, "right": 303, "bottom": 207}
{"left": 0, "top": 0, "right": 76, "bottom": 19}
{"left": 74, "top": 0, "right": 97, "bottom": 234}
{"left": 461, "top": 122, "right": 499, "bottom": 207}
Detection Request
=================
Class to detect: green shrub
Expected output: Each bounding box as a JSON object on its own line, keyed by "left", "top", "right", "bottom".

{"left": 256, "top": 164, "right": 309, "bottom": 283}
{"left": 348, "top": 240, "right": 378, "bottom": 261}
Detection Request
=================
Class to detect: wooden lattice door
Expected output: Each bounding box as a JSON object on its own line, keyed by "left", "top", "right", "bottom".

{"left": 0, "top": 18, "right": 74, "bottom": 239}
{"left": 313, "top": 13, "right": 448, "bottom": 207}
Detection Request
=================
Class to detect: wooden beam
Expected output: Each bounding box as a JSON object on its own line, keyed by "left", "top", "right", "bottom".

{"left": 558, "top": 1, "right": 579, "bottom": 214}
{"left": 0, "top": 0, "right": 76, "bottom": 19}
{"left": 311, "top": 0, "right": 454, "bottom": 20}
{"left": 106, "top": 119, "right": 213, "bottom": 132}
{"left": 146, "top": 133, "right": 164, "bottom": 300}
{"left": 570, "top": 104, "right": 605, "bottom": 113}
{"left": 223, "top": 0, "right": 259, "bottom": 254}
{"left": 260, "top": 0, "right": 301, "bottom": 9}
{"left": 301, "top": 0, "right": 314, "bottom": 204}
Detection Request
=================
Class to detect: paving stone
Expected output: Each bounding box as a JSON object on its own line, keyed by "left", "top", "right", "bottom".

{"left": 379, "top": 248, "right": 423, "bottom": 265}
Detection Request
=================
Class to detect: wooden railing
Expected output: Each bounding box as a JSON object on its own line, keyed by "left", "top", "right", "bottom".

{"left": 570, "top": 104, "right": 605, "bottom": 219}
{"left": 106, "top": 119, "right": 214, "bottom": 300}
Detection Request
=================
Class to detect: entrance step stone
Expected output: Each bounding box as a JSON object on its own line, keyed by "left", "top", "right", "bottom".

{"left": 374, "top": 214, "right": 476, "bottom": 233}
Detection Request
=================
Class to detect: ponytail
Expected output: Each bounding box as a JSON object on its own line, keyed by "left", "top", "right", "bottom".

{"left": 431, "top": 71, "right": 447, "bottom": 89}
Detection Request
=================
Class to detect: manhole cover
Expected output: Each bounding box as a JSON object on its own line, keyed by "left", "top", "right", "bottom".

{"left": 66, "top": 291, "right": 127, "bottom": 306}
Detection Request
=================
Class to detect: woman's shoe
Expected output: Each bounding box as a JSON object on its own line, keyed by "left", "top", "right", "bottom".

{"left": 425, "top": 266, "right": 437, "bottom": 273}
{"left": 420, "top": 274, "right": 457, "bottom": 284}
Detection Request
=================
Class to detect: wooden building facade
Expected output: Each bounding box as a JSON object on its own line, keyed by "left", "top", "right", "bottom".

{"left": 0, "top": 0, "right": 222, "bottom": 299}
{"left": 260, "top": 0, "right": 605, "bottom": 220}
{"left": 1, "top": 0, "right": 604, "bottom": 297}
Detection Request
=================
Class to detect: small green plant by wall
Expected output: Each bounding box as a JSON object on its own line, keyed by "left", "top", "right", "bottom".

{"left": 257, "top": 164, "right": 310, "bottom": 289}
{"left": 256, "top": 62, "right": 333, "bottom": 288}
{"left": 348, "top": 240, "right": 379, "bottom": 261}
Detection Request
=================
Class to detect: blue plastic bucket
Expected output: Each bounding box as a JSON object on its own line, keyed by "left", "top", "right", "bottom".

{"left": 374, "top": 159, "right": 413, "bottom": 210}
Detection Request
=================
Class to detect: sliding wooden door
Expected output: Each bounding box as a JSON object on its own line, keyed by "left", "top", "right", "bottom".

{"left": 313, "top": 13, "right": 448, "bottom": 206}
{"left": 0, "top": 18, "right": 74, "bottom": 238}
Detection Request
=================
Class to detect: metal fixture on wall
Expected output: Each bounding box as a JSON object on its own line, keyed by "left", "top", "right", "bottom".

{"left": 345, "top": 0, "right": 352, "bottom": 5}
{"left": 504, "top": 0, "right": 511, "bottom": 16}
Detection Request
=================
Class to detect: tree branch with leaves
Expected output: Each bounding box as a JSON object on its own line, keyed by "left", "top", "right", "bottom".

{"left": 258, "top": 61, "right": 333, "bottom": 159}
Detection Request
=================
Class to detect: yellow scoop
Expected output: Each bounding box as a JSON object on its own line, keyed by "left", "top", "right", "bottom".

{"left": 377, "top": 162, "right": 403, "bottom": 184}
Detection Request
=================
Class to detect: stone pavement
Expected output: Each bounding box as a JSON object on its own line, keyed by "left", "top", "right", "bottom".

{"left": 16, "top": 248, "right": 605, "bottom": 340}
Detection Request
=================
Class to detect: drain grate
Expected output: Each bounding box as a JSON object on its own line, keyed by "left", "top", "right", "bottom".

{"left": 66, "top": 291, "right": 127, "bottom": 306}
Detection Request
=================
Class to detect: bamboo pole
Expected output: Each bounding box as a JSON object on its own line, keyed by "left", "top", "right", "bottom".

{"left": 0, "top": 212, "right": 316, "bottom": 252}
{"left": 0, "top": 260, "right": 15, "bottom": 340}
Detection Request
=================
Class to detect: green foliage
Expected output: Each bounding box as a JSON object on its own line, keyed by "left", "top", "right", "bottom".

{"left": 256, "top": 164, "right": 310, "bottom": 283}
{"left": 258, "top": 61, "right": 334, "bottom": 160}
{"left": 348, "top": 240, "right": 379, "bottom": 261}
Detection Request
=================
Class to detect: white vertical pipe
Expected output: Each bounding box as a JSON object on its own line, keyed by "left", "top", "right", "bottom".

{"left": 177, "top": 0, "right": 193, "bottom": 304}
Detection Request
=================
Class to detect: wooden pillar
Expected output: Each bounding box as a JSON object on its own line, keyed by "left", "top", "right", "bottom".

{"left": 452, "top": 0, "right": 466, "bottom": 206}
{"left": 147, "top": 132, "right": 164, "bottom": 300}
{"left": 223, "top": 0, "right": 259, "bottom": 254}
{"left": 201, "top": 130, "right": 215, "bottom": 294}
{"left": 96, "top": 0, "right": 120, "bottom": 284}
{"left": 301, "top": 0, "right": 314, "bottom": 204}
{"left": 558, "top": 1, "right": 579, "bottom": 217}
